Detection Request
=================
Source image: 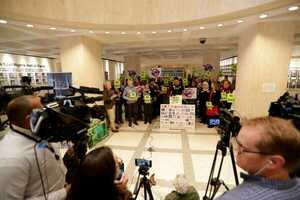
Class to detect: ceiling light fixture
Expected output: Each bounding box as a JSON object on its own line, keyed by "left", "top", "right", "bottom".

{"left": 217, "top": 24, "right": 223, "bottom": 27}
{"left": 105, "top": 31, "right": 110, "bottom": 34}
{"left": 200, "top": 26, "right": 205, "bottom": 30}
{"left": 288, "top": 6, "right": 299, "bottom": 11}
{"left": 49, "top": 27, "right": 56, "bottom": 30}
{"left": 0, "top": 20, "right": 8, "bottom": 24}
{"left": 137, "top": 32, "right": 141, "bottom": 34}
{"left": 152, "top": 31, "right": 157, "bottom": 34}
{"left": 237, "top": 20, "right": 244, "bottom": 23}
{"left": 26, "top": 24, "right": 34, "bottom": 28}
{"left": 168, "top": 30, "right": 172, "bottom": 33}
{"left": 259, "top": 14, "right": 268, "bottom": 19}
{"left": 183, "top": 28, "right": 187, "bottom": 32}
{"left": 121, "top": 32, "right": 126, "bottom": 34}
{"left": 89, "top": 30, "right": 94, "bottom": 34}
{"left": 70, "top": 29, "right": 76, "bottom": 32}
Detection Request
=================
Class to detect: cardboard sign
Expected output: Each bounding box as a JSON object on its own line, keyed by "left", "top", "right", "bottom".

{"left": 183, "top": 78, "right": 188, "bottom": 86}
{"left": 161, "top": 86, "right": 168, "bottom": 94}
{"left": 182, "top": 88, "right": 197, "bottom": 99}
{"left": 206, "top": 101, "right": 213, "bottom": 109}
{"left": 114, "top": 80, "right": 121, "bottom": 89}
{"left": 150, "top": 67, "right": 161, "bottom": 78}
{"left": 129, "top": 91, "right": 137, "bottom": 100}
{"left": 227, "top": 93, "right": 235, "bottom": 103}
{"left": 144, "top": 94, "right": 151, "bottom": 104}
{"left": 221, "top": 92, "right": 227, "bottom": 101}
{"left": 140, "top": 71, "right": 147, "bottom": 80}
{"left": 170, "top": 95, "right": 182, "bottom": 105}
{"left": 160, "top": 104, "right": 195, "bottom": 130}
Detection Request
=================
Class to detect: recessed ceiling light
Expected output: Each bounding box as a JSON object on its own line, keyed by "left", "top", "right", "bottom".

{"left": 0, "top": 20, "right": 8, "bottom": 24}
{"left": 105, "top": 31, "right": 110, "bottom": 34}
{"left": 237, "top": 20, "right": 244, "bottom": 23}
{"left": 183, "top": 28, "right": 188, "bottom": 32}
{"left": 168, "top": 30, "right": 172, "bottom": 33}
{"left": 70, "top": 29, "right": 76, "bottom": 32}
{"left": 217, "top": 24, "right": 223, "bottom": 27}
{"left": 200, "top": 26, "right": 205, "bottom": 30}
{"left": 89, "top": 30, "right": 94, "bottom": 34}
{"left": 121, "top": 32, "right": 126, "bottom": 34}
{"left": 152, "top": 31, "right": 157, "bottom": 34}
{"left": 26, "top": 24, "right": 34, "bottom": 28}
{"left": 49, "top": 27, "right": 56, "bottom": 30}
{"left": 259, "top": 14, "right": 268, "bottom": 19}
{"left": 137, "top": 32, "right": 141, "bottom": 34}
{"left": 288, "top": 6, "right": 299, "bottom": 11}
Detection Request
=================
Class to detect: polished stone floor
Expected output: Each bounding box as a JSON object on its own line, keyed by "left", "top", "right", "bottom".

{"left": 94, "top": 119, "right": 244, "bottom": 200}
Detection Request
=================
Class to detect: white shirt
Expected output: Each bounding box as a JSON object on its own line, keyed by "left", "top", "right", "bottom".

{"left": 0, "top": 125, "right": 67, "bottom": 200}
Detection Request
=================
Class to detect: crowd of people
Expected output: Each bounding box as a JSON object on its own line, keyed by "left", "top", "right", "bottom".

{"left": 103, "top": 75, "right": 235, "bottom": 131}
{"left": 0, "top": 95, "right": 300, "bottom": 200}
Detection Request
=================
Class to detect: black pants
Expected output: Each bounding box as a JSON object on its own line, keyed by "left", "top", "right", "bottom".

{"left": 144, "top": 103, "right": 152, "bottom": 123}
{"left": 115, "top": 100, "right": 123, "bottom": 123}
{"left": 127, "top": 103, "right": 137, "bottom": 123}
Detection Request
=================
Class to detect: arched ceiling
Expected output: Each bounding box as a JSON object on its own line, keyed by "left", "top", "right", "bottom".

{"left": 0, "top": 0, "right": 298, "bottom": 29}
{"left": 0, "top": 0, "right": 299, "bottom": 60}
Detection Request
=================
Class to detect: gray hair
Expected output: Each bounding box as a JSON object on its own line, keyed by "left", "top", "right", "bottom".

{"left": 173, "top": 174, "right": 190, "bottom": 194}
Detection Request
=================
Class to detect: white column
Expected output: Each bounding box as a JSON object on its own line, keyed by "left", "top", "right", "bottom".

{"left": 235, "top": 22, "right": 295, "bottom": 117}
{"left": 60, "top": 36, "right": 104, "bottom": 89}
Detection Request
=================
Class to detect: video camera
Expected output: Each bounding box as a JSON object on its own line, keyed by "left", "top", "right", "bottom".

{"left": 208, "top": 109, "right": 241, "bottom": 147}
{"left": 269, "top": 92, "right": 300, "bottom": 130}
{"left": 135, "top": 158, "right": 152, "bottom": 168}
{"left": 135, "top": 158, "right": 152, "bottom": 175}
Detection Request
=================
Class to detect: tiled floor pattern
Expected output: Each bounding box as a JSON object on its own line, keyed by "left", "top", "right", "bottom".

{"left": 96, "top": 119, "right": 241, "bottom": 200}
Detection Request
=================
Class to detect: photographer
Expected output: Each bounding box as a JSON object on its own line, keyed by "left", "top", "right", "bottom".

{"left": 0, "top": 95, "right": 68, "bottom": 200}
{"left": 216, "top": 116, "right": 300, "bottom": 200}
{"left": 67, "top": 146, "right": 131, "bottom": 200}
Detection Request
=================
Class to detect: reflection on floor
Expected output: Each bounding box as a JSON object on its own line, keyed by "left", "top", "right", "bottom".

{"left": 95, "top": 119, "right": 244, "bottom": 200}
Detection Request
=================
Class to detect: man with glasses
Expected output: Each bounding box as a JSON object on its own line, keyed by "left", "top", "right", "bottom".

{"left": 216, "top": 116, "right": 300, "bottom": 200}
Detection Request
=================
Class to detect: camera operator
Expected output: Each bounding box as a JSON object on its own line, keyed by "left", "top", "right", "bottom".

{"left": 0, "top": 95, "right": 68, "bottom": 200}
{"left": 216, "top": 116, "right": 300, "bottom": 200}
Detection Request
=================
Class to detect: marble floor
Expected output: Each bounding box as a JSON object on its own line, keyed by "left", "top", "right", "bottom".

{"left": 94, "top": 119, "right": 244, "bottom": 200}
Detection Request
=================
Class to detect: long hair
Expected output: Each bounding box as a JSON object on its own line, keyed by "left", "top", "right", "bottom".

{"left": 67, "top": 146, "right": 118, "bottom": 200}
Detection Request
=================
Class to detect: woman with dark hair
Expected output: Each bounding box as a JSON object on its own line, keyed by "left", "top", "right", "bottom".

{"left": 67, "top": 146, "right": 132, "bottom": 200}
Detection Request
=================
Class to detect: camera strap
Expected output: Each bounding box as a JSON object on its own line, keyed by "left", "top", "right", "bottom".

{"left": 10, "top": 124, "right": 60, "bottom": 160}
{"left": 10, "top": 124, "right": 40, "bottom": 143}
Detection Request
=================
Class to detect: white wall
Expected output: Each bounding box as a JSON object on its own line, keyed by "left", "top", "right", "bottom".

{"left": 0, "top": 53, "right": 54, "bottom": 71}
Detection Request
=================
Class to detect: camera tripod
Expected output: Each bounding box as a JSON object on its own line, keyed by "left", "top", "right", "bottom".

{"left": 134, "top": 167, "right": 154, "bottom": 200}
{"left": 203, "top": 139, "right": 239, "bottom": 200}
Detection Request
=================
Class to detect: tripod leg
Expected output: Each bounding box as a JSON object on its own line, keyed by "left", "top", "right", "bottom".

{"left": 203, "top": 144, "right": 219, "bottom": 199}
{"left": 230, "top": 146, "right": 239, "bottom": 185}
{"left": 145, "top": 180, "right": 154, "bottom": 200}
{"left": 134, "top": 178, "right": 143, "bottom": 200}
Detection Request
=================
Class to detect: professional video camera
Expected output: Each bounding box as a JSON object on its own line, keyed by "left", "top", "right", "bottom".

{"left": 203, "top": 109, "right": 241, "bottom": 200}
{"left": 269, "top": 92, "right": 300, "bottom": 130}
{"left": 207, "top": 109, "right": 241, "bottom": 146}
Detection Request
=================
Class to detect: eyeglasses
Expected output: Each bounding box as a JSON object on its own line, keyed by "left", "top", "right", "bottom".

{"left": 230, "top": 137, "right": 272, "bottom": 155}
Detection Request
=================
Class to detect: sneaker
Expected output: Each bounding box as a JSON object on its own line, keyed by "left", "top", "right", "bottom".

{"left": 111, "top": 129, "right": 119, "bottom": 132}
{"left": 144, "top": 121, "right": 147, "bottom": 124}
{"left": 129, "top": 122, "right": 132, "bottom": 127}
{"left": 133, "top": 121, "right": 139, "bottom": 126}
